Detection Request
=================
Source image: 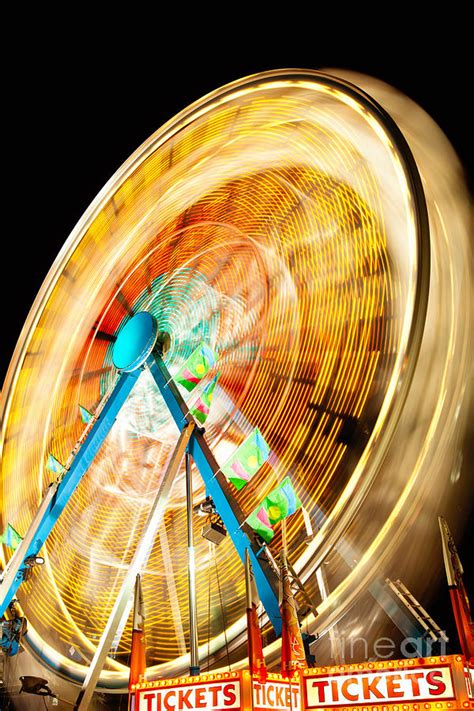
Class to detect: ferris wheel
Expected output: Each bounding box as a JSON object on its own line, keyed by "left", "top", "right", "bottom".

{"left": 0, "top": 69, "right": 471, "bottom": 698}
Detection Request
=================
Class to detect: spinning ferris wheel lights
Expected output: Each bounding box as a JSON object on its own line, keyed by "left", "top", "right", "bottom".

{"left": 0, "top": 69, "right": 471, "bottom": 698}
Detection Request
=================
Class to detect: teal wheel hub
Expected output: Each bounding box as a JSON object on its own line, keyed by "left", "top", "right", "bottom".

{"left": 112, "top": 312, "right": 158, "bottom": 372}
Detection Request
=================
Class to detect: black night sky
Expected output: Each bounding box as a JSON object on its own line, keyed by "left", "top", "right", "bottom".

{"left": 3, "top": 32, "right": 472, "bottom": 658}
{"left": 4, "top": 42, "right": 471, "bottom": 384}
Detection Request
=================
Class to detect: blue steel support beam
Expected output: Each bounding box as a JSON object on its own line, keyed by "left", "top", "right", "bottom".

{"left": 146, "top": 352, "right": 282, "bottom": 635}
{"left": 0, "top": 369, "right": 140, "bottom": 616}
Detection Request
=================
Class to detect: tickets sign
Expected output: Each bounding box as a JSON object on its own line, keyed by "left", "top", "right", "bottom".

{"left": 253, "top": 678, "right": 301, "bottom": 711}
{"left": 304, "top": 662, "right": 458, "bottom": 709}
{"left": 132, "top": 657, "right": 474, "bottom": 710}
{"left": 136, "top": 677, "right": 242, "bottom": 711}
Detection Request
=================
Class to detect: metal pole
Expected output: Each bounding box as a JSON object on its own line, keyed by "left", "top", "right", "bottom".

{"left": 186, "top": 451, "right": 200, "bottom": 676}
{"left": 74, "top": 422, "right": 194, "bottom": 711}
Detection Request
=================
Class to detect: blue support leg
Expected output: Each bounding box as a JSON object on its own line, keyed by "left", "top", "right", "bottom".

{"left": 146, "top": 352, "right": 282, "bottom": 634}
{"left": 0, "top": 369, "right": 140, "bottom": 616}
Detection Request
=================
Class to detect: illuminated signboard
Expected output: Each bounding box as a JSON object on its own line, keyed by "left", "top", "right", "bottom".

{"left": 253, "top": 676, "right": 301, "bottom": 711}
{"left": 303, "top": 655, "right": 472, "bottom": 710}
{"left": 136, "top": 673, "right": 244, "bottom": 711}
{"left": 132, "top": 657, "right": 474, "bottom": 710}
{"left": 304, "top": 665, "right": 454, "bottom": 707}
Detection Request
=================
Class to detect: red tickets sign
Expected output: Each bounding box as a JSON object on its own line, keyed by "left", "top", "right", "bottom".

{"left": 253, "top": 678, "right": 301, "bottom": 710}
{"left": 131, "top": 657, "right": 474, "bottom": 710}
{"left": 305, "top": 664, "right": 454, "bottom": 707}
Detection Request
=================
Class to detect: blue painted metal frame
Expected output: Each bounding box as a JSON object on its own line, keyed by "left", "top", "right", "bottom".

{"left": 1, "top": 321, "right": 431, "bottom": 645}
{"left": 1, "top": 331, "right": 281, "bottom": 631}
{"left": 0, "top": 370, "right": 140, "bottom": 617}
{"left": 146, "top": 352, "right": 282, "bottom": 634}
